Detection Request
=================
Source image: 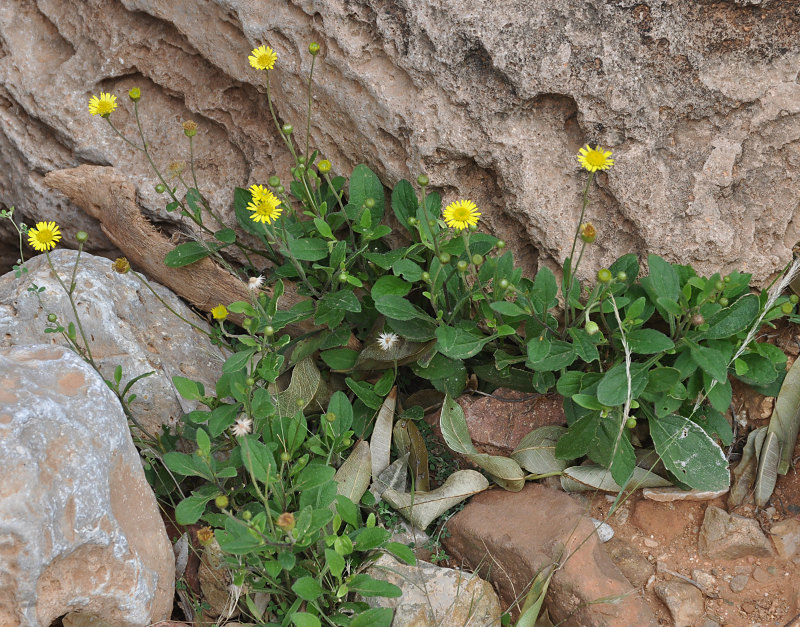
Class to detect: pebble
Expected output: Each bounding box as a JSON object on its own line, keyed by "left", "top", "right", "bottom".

{"left": 730, "top": 574, "right": 750, "bottom": 592}
{"left": 752, "top": 566, "right": 771, "bottom": 583}
{"left": 691, "top": 569, "right": 716, "bottom": 590}
{"left": 644, "top": 537, "right": 659, "bottom": 548}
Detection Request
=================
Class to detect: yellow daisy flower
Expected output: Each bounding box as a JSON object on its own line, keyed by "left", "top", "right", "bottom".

{"left": 248, "top": 45, "right": 277, "bottom": 71}
{"left": 211, "top": 304, "right": 228, "bottom": 320}
{"left": 247, "top": 190, "right": 283, "bottom": 224}
{"left": 88, "top": 92, "right": 118, "bottom": 117}
{"left": 577, "top": 145, "right": 614, "bottom": 172}
{"left": 443, "top": 200, "right": 481, "bottom": 231}
{"left": 248, "top": 184, "right": 270, "bottom": 203}
{"left": 27, "top": 221, "right": 62, "bottom": 252}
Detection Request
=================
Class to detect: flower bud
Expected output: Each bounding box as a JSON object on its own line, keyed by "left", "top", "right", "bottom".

{"left": 782, "top": 301, "right": 794, "bottom": 315}
{"left": 417, "top": 174, "right": 429, "bottom": 187}
{"left": 282, "top": 124, "right": 293, "bottom": 135}
{"left": 280, "top": 451, "right": 292, "bottom": 462}
{"left": 112, "top": 257, "right": 130, "bottom": 274}
{"left": 579, "top": 222, "right": 597, "bottom": 243}
{"left": 457, "top": 260, "right": 468, "bottom": 272}
{"left": 471, "top": 254, "right": 484, "bottom": 266}
{"left": 196, "top": 526, "right": 214, "bottom": 546}
{"left": 585, "top": 320, "right": 600, "bottom": 335}
{"left": 364, "top": 197, "right": 376, "bottom": 209}
{"left": 182, "top": 120, "right": 198, "bottom": 137}
{"left": 496, "top": 240, "right": 506, "bottom": 249}
{"left": 214, "top": 495, "right": 229, "bottom": 509}
{"left": 264, "top": 325, "right": 274, "bottom": 337}
{"left": 597, "top": 268, "right": 613, "bottom": 283}
{"left": 691, "top": 313, "right": 705, "bottom": 327}
{"left": 438, "top": 253, "right": 451, "bottom": 264}
{"left": 268, "top": 175, "right": 281, "bottom": 187}
{"left": 155, "top": 183, "right": 167, "bottom": 194}
{"left": 318, "top": 159, "right": 331, "bottom": 173}
{"left": 128, "top": 87, "right": 141, "bottom": 101}
{"left": 276, "top": 512, "right": 296, "bottom": 532}
{"left": 47, "top": 313, "right": 58, "bottom": 323}
{"left": 309, "top": 42, "right": 321, "bottom": 55}
{"left": 75, "top": 231, "right": 88, "bottom": 244}
{"left": 498, "top": 278, "right": 509, "bottom": 289}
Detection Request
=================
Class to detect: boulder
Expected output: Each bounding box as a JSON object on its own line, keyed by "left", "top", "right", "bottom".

{"left": 443, "top": 483, "right": 657, "bottom": 626}
{"left": 365, "top": 554, "right": 502, "bottom": 627}
{"left": 0, "top": 249, "right": 225, "bottom": 435}
{"left": 3, "top": 1, "right": 800, "bottom": 284}
{"left": 0, "top": 345, "right": 174, "bottom": 626}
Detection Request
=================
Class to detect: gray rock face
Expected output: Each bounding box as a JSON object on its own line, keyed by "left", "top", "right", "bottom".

{"left": 698, "top": 505, "right": 773, "bottom": 560}
{"left": 0, "top": 249, "right": 225, "bottom": 435}
{"left": 654, "top": 581, "right": 705, "bottom": 627}
{"left": 2, "top": 1, "right": 800, "bottom": 283}
{"left": 0, "top": 345, "right": 174, "bottom": 627}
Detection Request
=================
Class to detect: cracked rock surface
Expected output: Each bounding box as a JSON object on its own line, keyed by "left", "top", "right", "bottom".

{"left": 2, "top": 1, "right": 800, "bottom": 282}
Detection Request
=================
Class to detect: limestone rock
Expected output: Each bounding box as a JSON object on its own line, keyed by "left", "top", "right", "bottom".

{"left": 654, "top": 581, "right": 705, "bottom": 627}
{"left": 698, "top": 505, "right": 773, "bottom": 560}
{"left": 0, "top": 345, "right": 174, "bottom": 627}
{"left": 0, "top": 249, "right": 225, "bottom": 435}
{"left": 769, "top": 517, "right": 800, "bottom": 560}
{"left": 443, "top": 483, "right": 657, "bottom": 626}
{"left": 3, "top": 1, "right": 800, "bottom": 285}
{"left": 365, "top": 554, "right": 502, "bottom": 627}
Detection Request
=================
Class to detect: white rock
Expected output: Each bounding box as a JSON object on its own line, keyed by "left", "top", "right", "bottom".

{"left": 591, "top": 518, "right": 615, "bottom": 542}
{"left": 0, "top": 249, "right": 225, "bottom": 435}
{"left": 365, "top": 554, "right": 502, "bottom": 627}
{"left": 0, "top": 345, "right": 174, "bottom": 626}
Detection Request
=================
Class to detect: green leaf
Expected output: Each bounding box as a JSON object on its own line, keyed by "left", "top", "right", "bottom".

{"left": 353, "top": 526, "right": 391, "bottom": 551}
{"left": 435, "top": 325, "right": 492, "bottom": 360}
{"left": 526, "top": 339, "right": 576, "bottom": 371}
{"left": 175, "top": 486, "right": 219, "bottom": 525}
{"left": 689, "top": 342, "right": 729, "bottom": 383}
{"left": 214, "top": 227, "right": 236, "bottom": 244}
{"left": 164, "top": 241, "right": 219, "bottom": 267}
{"left": 172, "top": 375, "right": 205, "bottom": 400}
{"left": 703, "top": 293, "right": 759, "bottom": 340}
{"left": 239, "top": 436, "right": 277, "bottom": 483}
{"left": 292, "top": 577, "right": 324, "bottom": 602}
{"left": 489, "top": 301, "right": 526, "bottom": 317}
{"left": 391, "top": 179, "right": 418, "bottom": 229}
{"left": 346, "top": 377, "right": 383, "bottom": 409}
{"left": 350, "top": 608, "right": 394, "bottom": 627}
{"left": 392, "top": 258, "right": 423, "bottom": 282}
{"left": 733, "top": 353, "right": 777, "bottom": 386}
{"left": 371, "top": 275, "right": 412, "bottom": 299}
{"left": 325, "top": 548, "right": 346, "bottom": 579}
{"left": 162, "top": 451, "right": 212, "bottom": 480}
{"left": 384, "top": 542, "right": 417, "bottom": 565}
{"left": 374, "top": 295, "right": 422, "bottom": 321}
{"left": 626, "top": 329, "right": 674, "bottom": 354}
{"left": 645, "top": 367, "right": 681, "bottom": 394}
{"left": 321, "top": 289, "right": 362, "bottom": 313}
{"left": 767, "top": 356, "right": 800, "bottom": 474}
{"left": 208, "top": 403, "right": 240, "bottom": 437}
{"left": 348, "top": 574, "right": 402, "bottom": 598}
{"left": 596, "top": 362, "right": 649, "bottom": 406}
{"left": 642, "top": 254, "right": 680, "bottom": 302}
{"left": 291, "top": 613, "right": 321, "bottom": 627}
{"left": 223, "top": 348, "right": 257, "bottom": 374}
{"left": 321, "top": 348, "right": 359, "bottom": 370}
{"left": 349, "top": 164, "right": 385, "bottom": 223}
{"left": 530, "top": 267, "right": 558, "bottom": 315}
{"left": 288, "top": 238, "right": 329, "bottom": 261}
{"left": 439, "top": 394, "right": 478, "bottom": 455}
{"left": 568, "top": 327, "right": 600, "bottom": 363}
{"left": 512, "top": 425, "right": 568, "bottom": 475}
{"left": 313, "top": 217, "right": 334, "bottom": 239}
{"left": 649, "top": 414, "right": 730, "bottom": 491}
{"left": 555, "top": 413, "right": 600, "bottom": 460}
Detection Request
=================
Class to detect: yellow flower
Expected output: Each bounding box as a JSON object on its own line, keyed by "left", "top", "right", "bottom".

{"left": 88, "top": 92, "right": 118, "bottom": 117}
{"left": 112, "top": 257, "right": 131, "bottom": 274}
{"left": 248, "top": 45, "right": 277, "bottom": 71}
{"left": 27, "top": 221, "right": 62, "bottom": 252}
{"left": 248, "top": 190, "right": 282, "bottom": 224}
{"left": 579, "top": 222, "right": 597, "bottom": 243}
{"left": 211, "top": 305, "right": 228, "bottom": 320}
{"left": 443, "top": 200, "right": 481, "bottom": 231}
{"left": 577, "top": 145, "right": 614, "bottom": 172}
{"left": 248, "top": 184, "right": 269, "bottom": 203}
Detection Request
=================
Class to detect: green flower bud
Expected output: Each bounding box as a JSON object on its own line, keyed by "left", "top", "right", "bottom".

{"left": 309, "top": 42, "right": 321, "bottom": 55}
{"left": 585, "top": 320, "right": 600, "bottom": 335}
{"left": 597, "top": 268, "right": 613, "bottom": 283}
{"left": 245, "top": 377, "right": 255, "bottom": 387}
{"left": 626, "top": 417, "right": 637, "bottom": 429}
{"left": 417, "top": 174, "right": 429, "bottom": 187}
{"left": 182, "top": 120, "right": 198, "bottom": 137}
{"left": 791, "top": 294, "right": 799, "bottom": 304}
{"left": 407, "top": 216, "right": 418, "bottom": 226}
{"left": 155, "top": 183, "right": 167, "bottom": 194}
{"left": 296, "top": 398, "right": 306, "bottom": 408}
{"left": 715, "top": 280, "right": 725, "bottom": 291}
{"left": 471, "top": 254, "right": 484, "bottom": 266}
{"left": 242, "top": 510, "right": 252, "bottom": 521}
{"left": 428, "top": 219, "right": 436, "bottom": 227}
{"left": 438, "top": 253, "right": 451, "bottom": 264}
{"left": 421, "top": 271, "right": 431, "bottom": 282}
{"left": 616, "top": 271, "right": 627, "bottom": 283}
{"left": 47, "top": 313, "right": 58, "bottom": 323}
{"left": 496, "top": 240, "right": 506, "bottom": 249}
{"left": 215, "top": 495, "right": 229, "bottom": 509}
{"left": 782, "top": 301, "right": 794, "bottom": 315}
{"left": 718, "top": 297, "right": 729, "bottom": 307}
{"left": 498, "top": 278, "right": 509, "bottom": 289}
{"left": 75, "top": 231, "right": 88, "bottom": 244}
{"left": 364, "top": 197, "right": 376, "bottom": 209}
{"left": 268, "top": 175, "right": 281, "bottom": 187}
{"left": 264, "top": 325, "right": 275, "bottom": 337}
{"left": 457, "top": 260, "right": 468, "bottom": 272}
{"left": 275, "top": 185, "right": 285, "bottom": 194}
{"left": 338, "top": 271, "right": 349, "bottom": 283}
{"left": 128, "top": 87, "right": 141, "bottom": 101}
{"left": 280, "top": 451, "right": 292, "bottom": 462}
{"left": 282, "top": 124, "right": 293, "bottom": 135}
{"left": 325, "top": 412, "right": 336, "bottom": 423}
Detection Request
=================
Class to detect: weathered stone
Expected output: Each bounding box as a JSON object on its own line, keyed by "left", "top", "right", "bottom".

{"left": 443, "top": 483, "right": 657, "bottom": 626}
{"left": 0, "top": 249, "right": 225, "bottom": 435}
{"left": 654, "top": 581, "right": 705, "bottom": 627}
{"left": 366, "top": 554, "right": 502, "bottom": 627}
{"left": 729, "top": 574, "right": 749, "bottom": 593}
{"left": 769, "top": 517, "right": 800, "bottom": 560}
{"left": 0, "top": 345, "right": 174, "bottom": 626}
{"left": 698, "top": 505, "right": 773, "bottom": 560}
{"left": 604, "top": 537, "right": 654, "bottom": 588}
{"left": 4, "top": 1, "right": 799, "bottom": 285}
{"left": 427, "top": 389, "right": 565, "bottom": 457}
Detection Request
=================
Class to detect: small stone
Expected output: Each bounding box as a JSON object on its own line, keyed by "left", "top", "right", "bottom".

{"left": 644, "top": 537, "right": 659, "bottom": 548}
{"left": 730, "top": 574, "right": 750, "bottom": 592}
{"left": 604, "top": 537, "right": 655, "bottom": 587}
{"left": 655, "top": 581, "right": 705, "bottom": 627}
{"left": 769, "top": 518, "right": 800, "bottom": 559}
{"left": 751, "top": 566, "right": 771, "bottom": 583}
{"left": 698, "top": 506, "right": 773, "bottom": 559}
{"left": 591, "top": 518, "right": 614, "bottom": 542}
{"left": 699, "top": 619, "right": 722, "bottom": 627}
{"left": 613, "top": 506, "right": 630, "bottom": 525}
{"left": 691, "top": 569, "right": 716, "bottom": 590}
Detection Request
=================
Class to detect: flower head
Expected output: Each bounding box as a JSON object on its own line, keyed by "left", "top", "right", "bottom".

{"left": 443, "top": 199, "right": 481, "bottom": 231}
{"left": 211, "top": 304, "right": 228, "bottom": 320}
{"left": 112, "top": 257, "right": 131, "bottom": 274}
{"left": 196, "top": 526, "right": 215, "bottom": 546}
{"left": 579, "top": 222, "right": 597, "bottom": 243}
{"left": 27, "top": 221, "right": 61, "bottom": 252}
{"left": 247, "top": 189, "right": 282, "bottom": 224}
{"left": 377, "top": 331, "right": 400, "bottom": 351}
{"left": 249, "top": 45, "right": 277, "bottom": 71}
{"left": 577, "top": 145, "right": 614, "bottom": 172}
{"left": 88, "top": 92, "right": 117, "bottom": 117}
{"left": 128, "top": 87, "right": 141, "bottom": 102}
{"left": 276, "top": 512, "right": 296, "bottom": 532}
{"left": 182, "top": 120, "right": 198, "bottom": 137}
{"left": 318, "top": 159, "right": 331, "bottom": 173}
{"left": 230, "top": 416, "right": 253, "bottom": 437}
{"left": 248, "top": 275, "right": 265, "bottom": 291}
{"left": 167, "top": 160, "right": 186, "bottom": 180}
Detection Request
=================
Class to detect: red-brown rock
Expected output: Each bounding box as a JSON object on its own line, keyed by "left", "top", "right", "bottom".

{"left": 443, "top": 483, "right": 657, "bottom": 626}
{"left": 426, "top": 390, "right": 566, "bottom": 457}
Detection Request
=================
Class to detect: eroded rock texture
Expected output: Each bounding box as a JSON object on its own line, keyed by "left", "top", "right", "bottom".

{"left": 0, "top": 345, "right": 174, "bottom": 627}
{"left": 2, "top": 0, "right": 800, "bottom": 282}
